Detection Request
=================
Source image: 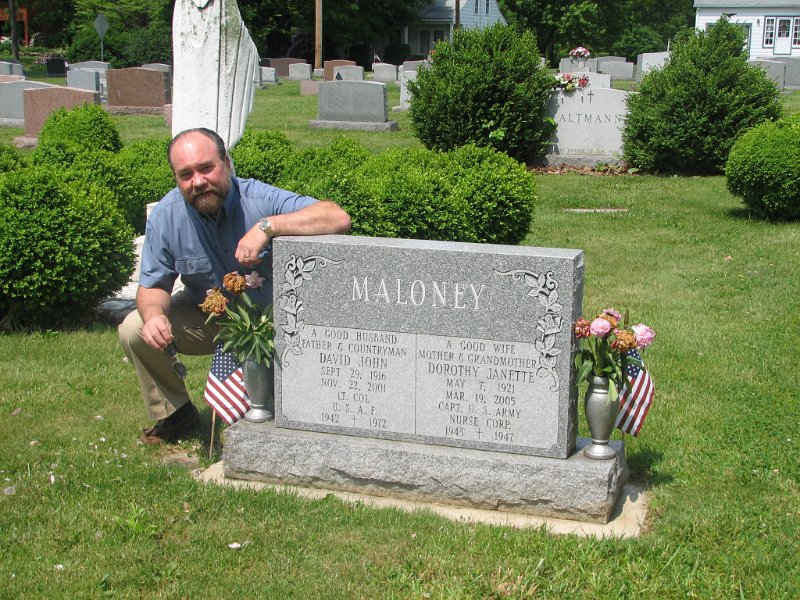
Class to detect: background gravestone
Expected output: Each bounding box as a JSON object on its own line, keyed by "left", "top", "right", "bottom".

{"left": 544, "top": 88, "right": 630, "bottom": 167}
{"left": 269, "top": 58, "right": 306, "bottom": 77}
{"left": 21, "top": 86, "right": 100, "bottom": 137}
{"left": 310, "top": 80, "right": 397, "bottom": 131}
{"left": 635, "top": 51, "right": 670, "bottom": 81}
{"left": 289, "top": 62, "right": 312, "bottom": 80}
{"left": 324, "top": 59, "right": 355, "bottom": 81}
{"left": 66, "top": 69, "right": 101, "bottom": 93}
{"left": 0, "top": 61, "right": 25, "bottom": 76}
{"left": 372, "top": 62, "right": 399, "bottom": 84}
{"left": 0, "top": 80, "right": 58, "bottom": 122}
{"left": 748, "top": 60, "right": 786, "bottom": 91}
{"left": 334, "top": 65, "right": 364, "bottom": 81}
{"left": 598, "top": 61, "right": 634, "bottom": 80}
{"left": 559, "top": 57, "right": 599, "bottom": 73}
{"left": 107, "top": 67, "right": 170, "bottom": 108}
{"left": 45, "top": 58, "right": 67, "bottom": 77}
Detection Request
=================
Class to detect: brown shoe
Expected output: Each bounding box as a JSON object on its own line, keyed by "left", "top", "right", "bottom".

{"left": 140, "top": 403, "right": 200, "bottom": 444}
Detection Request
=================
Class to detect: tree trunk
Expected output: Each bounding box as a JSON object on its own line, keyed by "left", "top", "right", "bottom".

{"left": 8, "top": 0, "right": 20, "bottom": 60}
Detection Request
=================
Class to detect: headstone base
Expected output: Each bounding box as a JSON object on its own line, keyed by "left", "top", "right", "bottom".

{"left": 540, "top": 154, "right": 626, "bottom": 168}
{"left": 0, "top": 118, "right": 24, "bottom": 127}
{"left": 308, "top": 119, "right": 398, "bottom": 132}
{"left": 223, "top": 420, "right": 628, "bottom": 524}
{"left": 13, "top": 136, "right": 38, "bottom": 148}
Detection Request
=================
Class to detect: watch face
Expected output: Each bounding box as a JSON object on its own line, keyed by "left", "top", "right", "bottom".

{"left": 260, "top": 219, "right": 271, "bottom": 233}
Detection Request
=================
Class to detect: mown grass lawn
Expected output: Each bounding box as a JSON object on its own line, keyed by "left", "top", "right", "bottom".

{"left": 0, "top": 81, "right": 799, "bottom": 599}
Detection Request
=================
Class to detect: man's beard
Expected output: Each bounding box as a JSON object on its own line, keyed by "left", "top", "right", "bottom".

{"left": 185, "top": 185, "right": 227, "bottom": 215}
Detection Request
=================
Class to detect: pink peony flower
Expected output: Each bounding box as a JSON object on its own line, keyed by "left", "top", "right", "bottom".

{"left": 589, "top": 317, "right": 612, "bottom": 337}
{"left": 632, "top": 323, "right": 656, "bottom": 349}
{"left": 603, "top": 308, "right": 622, "bottom": 321}
{"left": 245, "top": 271, "right": 265, "bottom": 289}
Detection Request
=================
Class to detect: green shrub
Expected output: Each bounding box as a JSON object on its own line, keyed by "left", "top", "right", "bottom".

{"left": 440, "top": 144, "right": 537, "bottom": 245}
{"left": 409, "top": 23, "right": 554, "bottom": 164}
{"left": 36, "top": 103, "right": 122, "bottom": 157}
{"left": 62, "top": 150, "right": 144, "bottom": 233}
{"left": 116, "top": 137, "right": 175, "bottom": 227}
{"left": 0, "top": 167, "right": 134, "bottom": 330}
{"left": 0, "top": 144, "right": 25, "bottom": 173}
{"left": 230, "top": 129, "right": 292, "bottom": 184}
{"left": 357, "top": 148, "right": 471, "bottom": 241}
{"left": 277, "top": 136, "right": 370, "bottom": 196}
{"left": 66, "top": 27, "right": 126, "bottom": 66}
{"left": 725, "top": 115, "right": 800, "bottom": 220}
{"left": 623, "top": 17, "right": 783, "bottom": 175}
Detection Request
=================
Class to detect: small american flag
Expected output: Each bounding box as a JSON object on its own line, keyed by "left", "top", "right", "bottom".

{"left": 204, "top": 343, "right": 250, "bottom": 425}
{"left": 615, "top": 349, "right": 654, "bottom": 436}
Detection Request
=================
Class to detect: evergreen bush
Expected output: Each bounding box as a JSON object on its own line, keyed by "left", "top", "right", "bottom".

{"left": 36, "top": 104, "right": 122, "bottom": 157}
{"left": 230, "top": 129, "right": 292, "bottom": 184}
{"left": 116, "top": 137, "right": 175, "bottom": 227}
{"left": 725, "top": 115, "right": 800, "bottom": 220}
{"left": 0, "top": 167, "right": 134, "bottom": 330}
{"left": 623, "top": 17, "right": 783, "bottom": 175}
{"left": 408, "top": 23, "right": 554, "bottom": 164}
{"left": 0, "top": 143, "right": 25, "bottom": 173}
{"left": 440, "top": 144, "right": 537, "bottom": 245}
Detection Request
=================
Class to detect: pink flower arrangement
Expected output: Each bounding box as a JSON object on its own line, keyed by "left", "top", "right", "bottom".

{"left": 569, "top": 46, "right": 591, "bottom": 59}
{"left": 553, "top": 72, "right": 590, "bottom": 92}
{"left": 574, "top": 308, "right": 656, "bottom": 402}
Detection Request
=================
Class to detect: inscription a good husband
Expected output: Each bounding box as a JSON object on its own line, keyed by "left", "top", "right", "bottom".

{"left": 273, "top": 236, "right": 584, "bottom": 459}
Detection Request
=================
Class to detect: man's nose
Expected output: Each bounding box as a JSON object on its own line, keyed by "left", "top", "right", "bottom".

{"left": 192, "top": 172, "right": 208, "bottom": 188}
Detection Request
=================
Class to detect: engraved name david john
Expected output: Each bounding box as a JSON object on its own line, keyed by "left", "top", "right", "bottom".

{"left": 272, "top": 240, "right": 581, "bottom": 458}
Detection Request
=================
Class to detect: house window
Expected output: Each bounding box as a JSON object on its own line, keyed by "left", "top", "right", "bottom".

{"left": 764, "top": 17, "right": 775, "bottom": 47}
{"left": 777, "top": 18, "right": 791, "bottom": 39}
{"left": 486, "top": 0, "right": 490, "bottom": 14}
{"left": 419, "top": 30, "right": 430, "bottom": 54}
{"left": 434, "top": 30, "right": 444, "bottom": 43}
{"left": 794, "top": 18, "right": 800, "bottom": 46}
{"left": 474, "top": 0, "right": 479, "bottom": 14}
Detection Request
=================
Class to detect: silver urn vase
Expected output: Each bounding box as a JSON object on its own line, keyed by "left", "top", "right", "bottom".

{"left": 243, "top": 357, "right": 275, "bottom": 423}
{"left": 583, "top": 375, "right": 618, "bottom": 460}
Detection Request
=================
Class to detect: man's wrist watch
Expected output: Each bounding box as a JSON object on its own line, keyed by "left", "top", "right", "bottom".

{"left": 258, "top": 217, "right": 274, "bottom": 240}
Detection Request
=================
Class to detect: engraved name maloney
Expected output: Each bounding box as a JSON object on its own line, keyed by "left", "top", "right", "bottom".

{"left": 275, "top": 248, "right": 574, "bottom": 456}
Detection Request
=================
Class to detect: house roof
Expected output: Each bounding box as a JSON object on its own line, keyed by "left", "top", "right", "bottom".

{"left": 419, "top": 0, "right": 453, "bottom": 22}
{"left": 694, "top": 1, "right": 800, "bottom": 7}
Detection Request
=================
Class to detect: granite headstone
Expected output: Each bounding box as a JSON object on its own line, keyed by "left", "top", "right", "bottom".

{"left": 310, "top": 80, "right": 398, "bottom": 131}
{"left": 289, "top": 62, "right": 312, "bottom": 80}
{"left": 66, "top": 68, "right": 101, "bottom": 93}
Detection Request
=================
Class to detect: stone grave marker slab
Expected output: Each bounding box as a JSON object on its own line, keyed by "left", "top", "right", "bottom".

{"left": 372, "top": 62, "right": 399, "bottom": 83}
{"left": 45, "top": 58, "right": 67, "bottom": 76}
{"left": 289, "top": 63, "right": 312, "bottom": 80}
{"left": 559, "top": 57, "right": 598, "bottom": 73}
{"left": 598, "top": 61, "right": 634, "bottom": 80}
{"left": 222, "top": 236, "right": 628, "bottom": 523}
{"left": 334, "top": 65, "right": 365, "bottom": 81}
{"left": 544, "top": 88, "right": 630, "bottom": 167}
{"left": 761, "top": 56, "right": 800, "bottom": 88}
{"left": 324, "top": 60, "right": 356, "bottom": 81}
{"left": 260, "top": 67, "right": 277, "bottom": 85}
{"left": 22, "top": 86, "right": 100, "bottom": 137}
{"left": 273, "top": 236, "right": 583, "bottom": 459}
{"left": 0, "top": 80, "right": 58, "bottom": 121}
{"left": 269, "top": 58, "right": 306, "bottom": 77}
{"left": 396, "top": 68, "right": 417, "bottom": 111}
{"left": 748, "top": 60, "right": 785, "bottom": 90}
{"left": 0, "top": 61, "right": 24, "bottom": 76}
{"left": 310, "top": 80, "right": 397, "bottom": 131}
{"left": 107, "top": 67, "right": 170, "bottom": 107}
{"left": 576, "top": 72, "right": 611, "bottom": 89}
{"left": 635, "top": 51, "right": 670, "bottom": 81}
{"left": 66, "top": 68, "right": 101, "bottom": 93}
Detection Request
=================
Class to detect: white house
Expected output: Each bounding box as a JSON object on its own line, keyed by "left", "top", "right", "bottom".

{"left": 377, "top": 0, "right": 507, "bottom": 60}
{"left": 694, "top": 1, "right": 800, "bottom": 60}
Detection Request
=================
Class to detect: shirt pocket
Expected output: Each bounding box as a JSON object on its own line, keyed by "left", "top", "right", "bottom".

{"left": 174, "top": 255, "right": 216, "bottom": 290}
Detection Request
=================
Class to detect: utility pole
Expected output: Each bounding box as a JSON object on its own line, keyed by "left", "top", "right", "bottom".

{"left": 315, "top": 0, "right": 322, "bottom": 69}
{"left": 454, "top": 0, "right": 460, "bottom": 31}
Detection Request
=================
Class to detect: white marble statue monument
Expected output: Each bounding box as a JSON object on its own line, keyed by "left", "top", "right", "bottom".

{"left": 172, "top": 0, "right": 259, "bottom": 148}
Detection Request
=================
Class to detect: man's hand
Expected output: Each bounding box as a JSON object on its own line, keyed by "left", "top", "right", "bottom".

{"left": 237, "top": 200, "right": 351, "bottom": 266}
{"left": 236, "top": 224, "right": 270, "bottom": 266}
{"left": 136, "top": 287, "right": 173, "bottom": 350}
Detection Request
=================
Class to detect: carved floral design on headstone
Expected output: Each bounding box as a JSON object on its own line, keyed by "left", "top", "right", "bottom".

{"left": 495, "top": 269, "right": 563, "bottom": 391}
{"left": 279, "top": 254, "right": 343, "bottom": 365}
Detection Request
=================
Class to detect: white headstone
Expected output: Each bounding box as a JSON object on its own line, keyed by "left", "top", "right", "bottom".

{"left": 559, "top": 57, "right": 599, "bottom": 73}
{"left": 636, "top": 51, "right": 670, "bottom": 82}
{"left": 748, "top": 60, "right": 786, "bottom": 90}
{"left": 398, "top": 68, "right": 417, "bottom": 111}
{"left": 334, "top": 65, "right": 365, "bottom": 81}
{"left": 0, "top": 80, "right": 58, "bottom": 121}
{"left": 372, "top": 62, "right": 399, "bottom": 83}
{"left": 573, "top": 72, "right": 611, "bottom": 89}
{"left": 260, "top": 66, "right": 277, "bottom": 85}
{"left": 598, "top": 61, "right": 634, "bottom": 80}
{"left": 289, "top": 63, "right": 312, "bottom": 80}
{"left": 66, "top": 68, "right": 101, "bottom": 93}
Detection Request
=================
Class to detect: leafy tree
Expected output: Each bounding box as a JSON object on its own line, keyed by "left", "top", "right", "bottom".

{"left": 498, "top": 0, "right": 694, "bottom": 65}
{"left": 623, "top": 17, "right": 783, "bottom": 175}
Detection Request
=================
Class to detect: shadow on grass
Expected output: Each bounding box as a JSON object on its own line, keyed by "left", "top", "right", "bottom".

{"left": 626, "top": 447, "right": 673, "bottom": 486}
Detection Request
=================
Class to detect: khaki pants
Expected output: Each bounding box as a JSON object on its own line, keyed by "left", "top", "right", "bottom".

{"left": 118, "top": 291, "right": 218, "bottom": 422}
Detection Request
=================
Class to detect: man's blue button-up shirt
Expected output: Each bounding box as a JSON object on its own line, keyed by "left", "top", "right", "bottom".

{"left": 139, "top": 177, "right": 317, "bottom": 306}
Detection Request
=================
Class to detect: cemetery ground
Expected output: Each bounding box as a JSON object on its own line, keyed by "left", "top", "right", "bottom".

{"left": 1, "top": 82, "right": 799, "bottom": 598}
